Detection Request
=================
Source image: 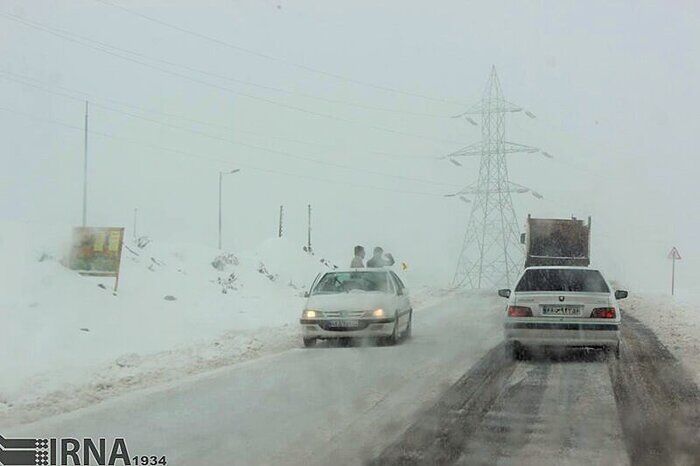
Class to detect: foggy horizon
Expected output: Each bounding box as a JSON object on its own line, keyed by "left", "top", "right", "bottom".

{"left": 2, "top": 0, "right": 698, "bottom": 292}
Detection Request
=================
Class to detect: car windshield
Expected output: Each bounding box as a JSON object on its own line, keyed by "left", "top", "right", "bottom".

{"left": 312, "top": 271, "right": 390, "bottom": 295}
{"left": 515, "top": 269, "right": 610, "bottom": 293}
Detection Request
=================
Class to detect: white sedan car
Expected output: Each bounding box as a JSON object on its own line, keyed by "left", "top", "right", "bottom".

{"left": 300, "top": 269, "right": 412, "bottom": 347}
{"left": 499, "top": 266, "right": 627, "bottom": 359}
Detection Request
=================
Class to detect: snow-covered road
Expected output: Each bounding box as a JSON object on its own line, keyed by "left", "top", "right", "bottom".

{"left": 455, "top": 359, "right": 628, "bottom": 465}
{"left": 8, "top": 292, "right": 504, "bottom": 465}
{"left": 9, "top": 294, "right": 700, "bottom": 465}
{"left": 377, "top": 314, "right": 700, "bottom": 466}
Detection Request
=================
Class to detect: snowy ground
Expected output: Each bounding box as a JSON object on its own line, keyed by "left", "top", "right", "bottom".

{"left": 0, "top": 220, "right": 449, "bottom": 427}
{"left": 623, "top": 291, "right": 700, "bottom": 386}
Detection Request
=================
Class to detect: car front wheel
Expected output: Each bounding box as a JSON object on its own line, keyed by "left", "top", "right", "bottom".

{"left": 403, "top": 311, "right": 412, "bottom": 340}
{"left": 381, "top": 313, "right": 399, "bottom": 346}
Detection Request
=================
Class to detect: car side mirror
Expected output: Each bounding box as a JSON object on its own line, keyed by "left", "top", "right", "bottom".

{"left": 520, "top": 233, "right": 526, "bottom": 245}
{"left": 303, "top": 291, "right": 310, "bottom": 298}
{"left": 498, "top": 289, "right": 511, "bottom": 298}
{"left": 614, "top": 290, "right": 628, "bottom": 300}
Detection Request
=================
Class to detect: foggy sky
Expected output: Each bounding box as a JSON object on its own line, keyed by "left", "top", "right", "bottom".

{"left": 1, "top": 0, "right": 698, "bottom": 292}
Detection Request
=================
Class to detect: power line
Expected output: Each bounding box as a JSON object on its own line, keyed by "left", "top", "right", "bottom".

{"left": 0, "top": 68, "right": 435, "bottom": 160}
{"left": 93, "top": 0, "right": 467, "bottom": 107}
{"left": 0, "top": 11, "right": 449, "bottom": 118}
{"left": 0, "top": 72, "right": 458, "bottom": 188}
{"left": 0, "top": 11, "right": 464, "bottom": 146}
{"left": 0, "top": 104, "right": 447, "bottom": 198}
{"left": 75, "top": 9, "right": 448, "bottom": 120}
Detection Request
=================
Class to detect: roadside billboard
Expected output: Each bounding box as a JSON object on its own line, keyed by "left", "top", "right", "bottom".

{"left": 68, "top": 227, "right": 125, "bottom": 291}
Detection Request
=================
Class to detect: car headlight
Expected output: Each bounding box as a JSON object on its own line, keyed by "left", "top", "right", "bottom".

{"left": 367, "top": 308, "right": 384, "bottom": 318}
{"left": 302, "top": 309, "right": 321, "bottom": 318}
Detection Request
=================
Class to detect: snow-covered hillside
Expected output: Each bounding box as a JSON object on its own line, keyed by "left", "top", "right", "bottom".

{"left": 0, "top": 221, "right": 442, "bottom": 427}
{"left": 0, "top": 221, "right": 344, "bottom": 424}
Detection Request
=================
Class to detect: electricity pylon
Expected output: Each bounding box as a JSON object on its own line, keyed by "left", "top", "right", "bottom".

{"left": 445, "top": 67, "right": 541, "bottom": 289}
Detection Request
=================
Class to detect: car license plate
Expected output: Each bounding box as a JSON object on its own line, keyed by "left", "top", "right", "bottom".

{"left": 328, "top": 320, "right": 360, "bottom": 328}
{"left": 542, "top": 306, "right": 582, "bottom": 316}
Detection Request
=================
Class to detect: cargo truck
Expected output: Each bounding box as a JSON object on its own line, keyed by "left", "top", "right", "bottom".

{"left": 521, "top": 215, "right": 591, "bottom": 267}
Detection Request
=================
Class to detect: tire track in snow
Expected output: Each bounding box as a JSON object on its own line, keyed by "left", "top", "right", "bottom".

{"left": 455, "top": 362, "right": 551, "bottom": 464}
{"left": 457, "top": 354, "right": 627, "bottom": 465}
{"left": 375, "top": 314, "right": 700, "bottom": 465}
{"left": 371, "top": 343, "right": 516, "bottom": 464}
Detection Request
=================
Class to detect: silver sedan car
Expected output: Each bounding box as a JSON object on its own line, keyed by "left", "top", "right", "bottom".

{"left": 299, "top": 269, "right": 413, "bottom": 347}
{"left": 499, "top": 266, "right": 627, "bottom": 359}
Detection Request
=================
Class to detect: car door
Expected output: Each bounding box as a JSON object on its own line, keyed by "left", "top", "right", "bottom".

{"left": 390, "top": 272, "right": 410, "bottom": 328}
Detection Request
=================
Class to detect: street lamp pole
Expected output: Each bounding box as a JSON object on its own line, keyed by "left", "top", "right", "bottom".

{"left": 218, "top": 171, "right": 223, "bottom": 249}
{"left": 82, "top": 101, "right": 89, "bottom": 226}
{"left": 218, "top": 169, "right": 241, "bottom": 250}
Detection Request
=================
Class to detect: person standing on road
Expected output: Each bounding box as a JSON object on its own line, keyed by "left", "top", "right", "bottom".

{"left": 367, "top": 247, "right": 395, "bottom": 268}
{"left": 350, "top": 245, "right": 366, "bottom": 268}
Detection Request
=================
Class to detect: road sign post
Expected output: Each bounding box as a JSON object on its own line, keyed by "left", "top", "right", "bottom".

{"left": 667, "top": 247, "right": 682, "bottom": 296}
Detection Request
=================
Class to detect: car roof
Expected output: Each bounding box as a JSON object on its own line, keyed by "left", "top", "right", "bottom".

{"left": 325, "top": 268, "right": 392, "bottom": 274}
{"left": 524, "top": 266, "right": 599, "bottom": 271}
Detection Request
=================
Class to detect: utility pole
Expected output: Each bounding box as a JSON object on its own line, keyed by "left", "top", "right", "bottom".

{"left": 445, "top": 67, "right": 542, "bottom": 289}
{"left": 218, "top": 169, "right": 241, "bottom": 249}
{"left": 82, "top": 101, "right": 88, "bottom": 226}
{"left": 278, "top": 205, "right": 284, "bottom": 238}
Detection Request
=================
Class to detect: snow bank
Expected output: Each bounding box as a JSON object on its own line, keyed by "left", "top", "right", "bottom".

{"left": 625, "top": 292, "right": 700, "bottom": 386}
{"left": 0, "top": 221, "right": 341, "bottom": 426}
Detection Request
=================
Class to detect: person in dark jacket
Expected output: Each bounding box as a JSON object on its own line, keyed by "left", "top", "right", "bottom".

{"left": 350, "top": 245, "right": 365, "bottom": 268}
{"left": 367, "top": 247, "right": 395, "bottom": 268}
